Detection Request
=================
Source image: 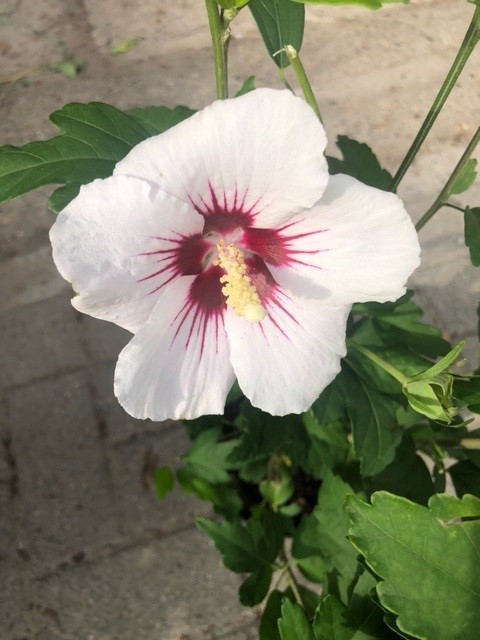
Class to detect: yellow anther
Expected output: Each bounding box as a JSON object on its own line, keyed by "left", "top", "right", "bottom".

{"left": 214, "top": 240, "right": 267, "bottom": 323}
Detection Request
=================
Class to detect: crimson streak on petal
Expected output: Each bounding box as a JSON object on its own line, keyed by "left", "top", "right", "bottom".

{"left": 170, "top": 265, "right": 225, "bottom": 358}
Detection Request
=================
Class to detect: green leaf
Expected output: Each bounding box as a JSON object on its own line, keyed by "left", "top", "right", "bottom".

{"left": 197, "top": 518, "right": 265, "bottom": 573}
{"left": 340, "top": 366, "right": 402, "bottom": 476}
{"left": 260, "top": 590, "right": 284, "bottom": 640}
{"left": 235, "top": 76, "right": 256, "bottom": 97}
{"left": 293, "top": 472, "right": 360, "bottom": 602}
{"left": 313, "top": 589, "right": 395, "bottom": 640}
{"left": 127, "top": 105, "right": 195, "bottom": 136}
{"left": 464, "top": 206, "right": 480, "bottom": 267}
{"left": 184, "top": 427, "right": 237, "bottom": 483}
{"left": 48, "top": 183, "right": 81, "bottom": 212}
{"left": 0, "top": 137, "right": 116, "bottom": 203}
{"left": 353, "top": 294, "right": 450, "bottom": 358}
{"left": 303, "top": 410, "right": 350, "bottom": 479}
{"left": 176, "top": 467, "right": 241, "bottom": 518}
{"left": 259, "top": 463, "right": 294, "bottom": 507}
{"left": 311, "top": 378, "right": 347, "bottom": 424}
{"left": 449, "top": 459, "right": 480, "bottom": 498}
{"left": 293, "top": 0, "right": 408, "bottom": 7}
{"left": 346, "top": 491, "right": 480, "bottom": 640}
{"left": 327, "top": 137, "right": 392, "bottom": 190}
{"left": 153, "top": 466, "right": 174, "bottom": 499}
{"left": 109, "top": 37, "right": 140, "bottom": 56}
{"left": 428, "top": 493, "right": 480, "bottom": 519}
{"left": 364, "top": 437, "right": 434, "bottom": 506}
{"left": 248, "top": 0, "right": 305, "bottom": 68}
{"left": 450, "top": 158, "right": 477, "bottom": 195}
{"left": 454, "top": 375, "right": 480, "bottom": 413}
{"left": 239, "top": 566, "right": 272, "bottom": 606}
{"left": 49, "top": 102, "right": 152, "bottom": 156}
{"left": 278, "top": 600, "right": 315, "bottom": 640}
{"left": 197, "top": 510, "right": 284, "bottom": 573}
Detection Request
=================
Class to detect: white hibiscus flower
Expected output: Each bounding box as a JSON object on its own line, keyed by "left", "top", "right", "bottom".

{"left": 50, "top": 88, "right": 420, "bottom": 420}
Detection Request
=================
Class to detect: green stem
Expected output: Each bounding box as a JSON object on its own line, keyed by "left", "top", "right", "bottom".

{"left": 416, "top": 125, "right": 480, "bottom": 231}
{"left": 284, "top": 46, "right": 323, "bottom": 123}
{"left": 348, "top": 342, "right": 407, "bottom": 384}
{"left": 390, "top": 7, "right": 480, "bottom": 191}
{"left": 284, "top": 564, "right": 305, "bottom": 608}
{"left": 205, "top": 0, "right": 228, "bottom": 99}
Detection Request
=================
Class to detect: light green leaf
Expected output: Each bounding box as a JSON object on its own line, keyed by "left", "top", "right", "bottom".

{"left": 346, "top": 491, "right": 480, "bottom": 640}
{"left": 239, "top": 566, "right": 272, "bottom": 606}
{"left": 278, "top": 600, "right": 315, "bottom": 640}
{"left": 450, "top": 158, "right": 477, "bottom": 195}
{"left": 259, "top": 463, "right": 294, "bottom": 507}
{"left": 428, "top": 493, "right": 480, "bottom": 519}
{"left": 464, "top": 206, "right": 480, "bottom": 267}
{"left": 153, "top": 466, "right": 174, "bottom": 500}
{"left": 127, "top": 105, "right": 195, "bottom": 135}
{"left": 184, "top": 427, "right": 237, "bottom": 483}
{"left": 248, "top": 0, "right": 305, "bottom": 68}
{"left": 327, "top": 137, "right": 392, "bottom": 191}
{"left": 109, "top": 37, "right": 140, "bottom": 56}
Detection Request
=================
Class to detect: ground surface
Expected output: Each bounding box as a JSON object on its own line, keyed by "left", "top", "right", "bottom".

{"left": 0, "top": 0, "right": 479, "bottom": 638}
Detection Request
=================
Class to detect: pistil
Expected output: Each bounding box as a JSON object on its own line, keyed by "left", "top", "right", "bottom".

{"left": 213, "top": 240, "right": 267, "bottom": 323}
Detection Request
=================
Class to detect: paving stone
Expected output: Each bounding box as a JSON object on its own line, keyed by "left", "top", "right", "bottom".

{"left": 0, "top": 296, "right": 87, "bottom": 389}
{"left": 30, "top": 528, "right": 255, "bottom": 640}
{"left": 0, "top": 245, "right": 69, "bottom": 314}
{"left": 8, "top": 372, "right": 119, "bottom": 569}
{"left": 108, "top": 429, "right": 210, "bottom": 537}
{"left": 81, "top": 316, "right": 130, "bottom": 363}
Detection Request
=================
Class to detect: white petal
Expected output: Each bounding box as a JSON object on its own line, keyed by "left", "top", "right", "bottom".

{"left": 114, "top": 276, "right": 235, "bottom": 420}
{"left": 224, "top": 289, "right": 349, "bottom": 416}
{"left": 114, "top": 89, "right": 328, "bottom": 227}
{"left": 50, "top": 175, "right": 204, "bottom": 332}
{"left": 269, "top": 174, "right": 420, "bottom": 304}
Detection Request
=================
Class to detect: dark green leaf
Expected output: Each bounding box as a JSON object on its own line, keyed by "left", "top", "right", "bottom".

{"left": 278, "top": 600, "right": 315, "bottom": 640}
{"left": 464, "top": 206, "right": 480, "bottom": 267}
{"left": 197, "top": 518, "right": 265, "bottom": 572}
{"left": 364, "top": 437, "right": 433, "bottom": 506}
{"left": 449, "top": 459, "right": 480, "bottom": 497}
{"left": 248, "top": 0, "right": 305, "bottom": 68}
{"left": 327, "top": 136, "right": 392, "bottom": 190}
{"left": 450, "top": 158, "right": 477, "bottom": 195}
{"left": 153, "top": 466, "right": 174, "bottom": 499}
{"left": 454, "top": 375, "right": 480, "bottom": 413}
{"left": 48, "top": 183, "right": 81, "bottom": 212}
{"left": 177, "top": 467, "right": 241, "bottom": 518}
{"left": 0, "top": 137, "right": 115, "bottom": 203}
{"left": 260, "top": 590, "right": 285, "bottom": 640}
{"left": 311, "top": 378, "right": 347, "bottom": 424}
{"left": 346, "top": 491, "right": 480, "bottom": 640}
{"left": 50, "top": 102, "right": 152, "bottom": 156}
{"left": 235, "top": 76, "right": 256, "bottom": 96}
{"left": 353, "top": 293, "right": 450, "bottom": 358}
{"left": 127, "top": 105, "right": 195, "bottom": 136}
{"left": 239, "top": 566, "right": 272, "bottom": 606}
{"left": 340, "top": 367, "right": 402, "bottom": 477}
{"left": 293, "top": 0, "right": 408, "bottom": 7}
{"left": 303, "top": 410, "right": 350, "bottom": 479}
{"left": 293, "top": 472, "right": 360, "bottom": 602}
